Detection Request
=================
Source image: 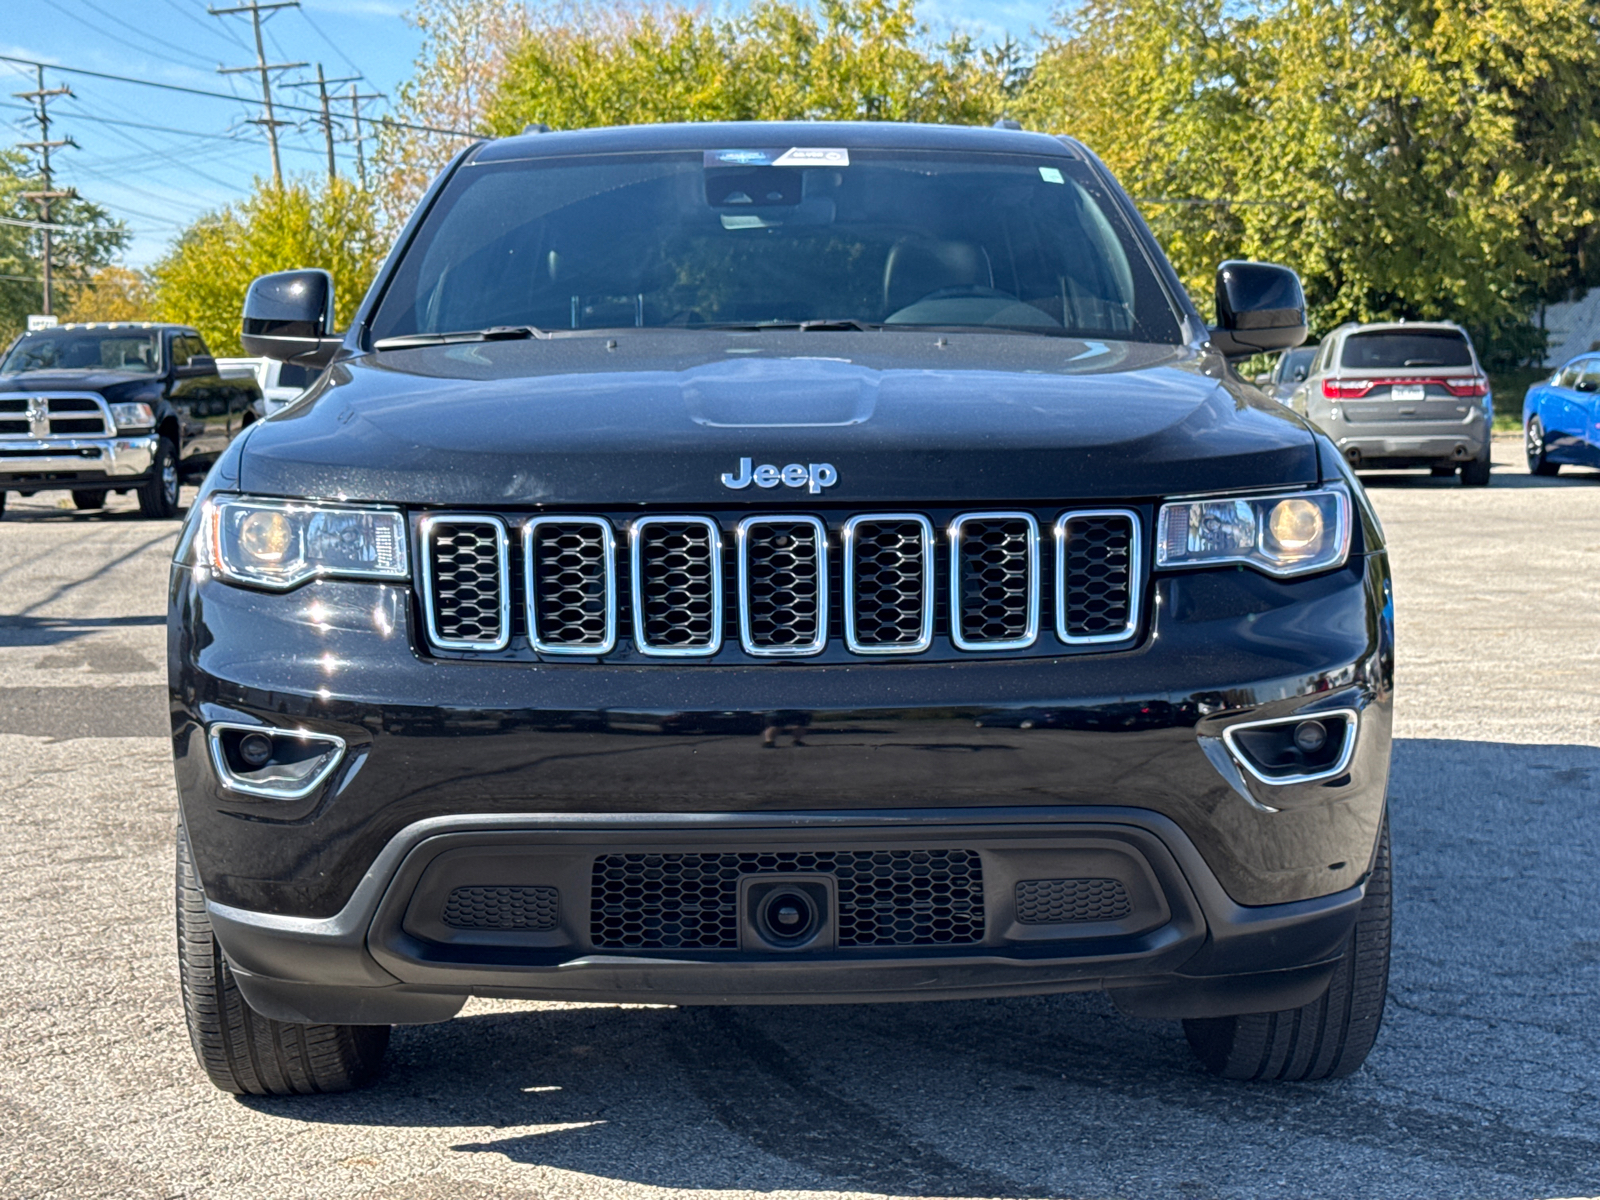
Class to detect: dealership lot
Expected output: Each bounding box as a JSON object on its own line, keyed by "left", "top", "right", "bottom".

{"left": 2, "top": 437, "right": 1598, "bottom": 1200}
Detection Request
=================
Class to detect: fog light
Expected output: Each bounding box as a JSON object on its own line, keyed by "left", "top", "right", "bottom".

{"left": 1292, "top": 720, "right": 1328, "bottom": 753}
{"left": 238, "top": 731, "right": 273, "bottom": 767}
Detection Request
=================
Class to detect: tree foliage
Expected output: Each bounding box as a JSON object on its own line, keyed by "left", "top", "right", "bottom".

{"left": 150, "top": 177, "right": 384, "bottom": 357}
{"left": 1014, "top": 0, "right": 1600, "bottom": 365}
{"left": 61, "top": 266, "right": 154, "bottom": 324}
{"left": 485, "top": 0, "right": 1023, "bottom": 134}
{"left": 0, "top": 149, "right": 129, "bottom": 345}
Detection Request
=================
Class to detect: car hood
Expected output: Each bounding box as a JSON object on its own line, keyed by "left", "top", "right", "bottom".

{"left": 0, "top": 370, "right": 163, "bottom": 401}
{"left": 239, "top": 332, "right": 1320, "bottom": 505}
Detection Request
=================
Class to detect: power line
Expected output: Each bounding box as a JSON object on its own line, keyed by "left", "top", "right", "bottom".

{"left": 287, "top": 64, "right": 359, "bottom": 181}
{"left": 0, "top": 54, "right": 481, "bottom": 138}
{"left": 297, "top": 4, "right": 366, "bottom": 80}
{"left": 40, "top": 0, "right": 210, "bottom": 73}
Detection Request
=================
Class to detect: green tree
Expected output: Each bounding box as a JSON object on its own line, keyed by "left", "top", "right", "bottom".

{"left": 1015, "top": 0, "right": 1600, "bottom": 366}
{"left": 150, "top": 177, "right": 384, "bottom": 357}
{"left": 0, "top": 149, "right": 129, "bottom": 345}
{"left": 484, "top": 0, "right": 1015, "bottom": 135}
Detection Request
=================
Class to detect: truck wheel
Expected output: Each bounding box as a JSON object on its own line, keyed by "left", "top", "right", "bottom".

{"left": 1525, "top": 417, "right": 1559, "bottom": 476}
{"left": 137, "top": 437, "right": 181, "bottom": 518}
{"left": 1459, "top": 448, "right": 1491, "bottom": 487}
{"left": 73, "top": 489, "right": 108, "bottom": 510}
{"left": 0, "top": 491, "right": 6, "bottom": 518}
{"left": 1184, "top": 816, "right": 1390, "bottom": 1081}
{"left": 176, "top": 828, "right": 390, "bottom": 1095}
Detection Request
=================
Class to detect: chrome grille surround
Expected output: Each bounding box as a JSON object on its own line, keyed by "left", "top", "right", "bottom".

{"left": 841, "top": 513, "right": 936, "bottom": 654}
{"left": 948, "top": 511, "right": 1040, "bottom": 651}
{"left": 524, "top": 516, "right": 616, "bottom": 655}
{"left": 629, "top": 515, "right": 723, "bottom": 657}
{"left": 736, "top": 515, "right": 828, "bottom": 657}
{"left": 420, "top": 514, "right": 511, "bottom": 651}
{"left": 0, "top": 392, "right": 113, "bottom": 440}
{"left": 1054, "top": 509, "right": 1140, "bottom": 644}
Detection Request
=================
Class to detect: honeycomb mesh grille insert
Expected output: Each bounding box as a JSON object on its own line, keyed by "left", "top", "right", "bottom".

{"left": 953, "top": 516, "right": 1034, "bottom": 646}
{"left": 633, "top": 519, "right": 719, "bottom": 652}
{"left": 443, "top": 885, "right": 559, "bottom": 930}
{"left": 1059, "top": 513, "right": 1136, "bottom": 639}
{"left": 590, "top": 849, "right": 985, "bottom": 949}
{"left": 1015, "top": 878, "right": 1132, "bottom": 924}
{"left": 848, "top": 518, "right": 931, "bottom": 650}
{"left": 425, "top": 519, "right": 506, "bottom": 647}
{"left": 528, "top": 520, "right": 612, "bottom": 650}
{"left": 742, "top": 519, "right": 824, "bottom": 653}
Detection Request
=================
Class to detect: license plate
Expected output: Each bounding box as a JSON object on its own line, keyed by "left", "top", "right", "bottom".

{"left": 1390, "top": 384, "right": 1426, "bottom": 401}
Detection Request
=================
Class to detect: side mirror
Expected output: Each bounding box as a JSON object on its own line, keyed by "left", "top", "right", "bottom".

{"left": 241, "top": 269, "right": 342, "bottom": 366}
{"left": 1252, "top": 372, "right": 1272, "bottom": 386}
{"left": 1208, "top": 260, "right": 1307, "bottom": 360}
{"left": 175, "top": 354, "right": 218, "bottom": 379}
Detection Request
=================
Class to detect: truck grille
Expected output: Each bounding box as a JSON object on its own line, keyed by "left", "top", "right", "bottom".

{"left": 417, "top": 508, "right": 1141, "bottom": 659}
{"left": 590, "top": 849, "right": 985, "bottom": 950}
{"left": 0, "top": 394, "right": 111, "bottom": 438}
{"left": 421, "top": 516, "right": 510, "bottom": 650}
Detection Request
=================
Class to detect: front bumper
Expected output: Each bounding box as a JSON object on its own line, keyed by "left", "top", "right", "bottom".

{"left": 0, "top": 434, "right": 156, "bottom": 484}
{"left": 209, "top": 807, "right": 1369, "bottom": 1025}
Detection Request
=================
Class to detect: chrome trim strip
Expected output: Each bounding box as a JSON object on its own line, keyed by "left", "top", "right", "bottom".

{"left": 0, "top": 434, "right": 156, "bottom": 477}
{"left": 629, "top": 515, "right": 723, "bottom": 657}
{"left": 0, "top": 390, "right": 114, "bottom": 440}
{"left": 1054, "top": 508, "right": 1141, "bottom": 645}
{"left": 736, "top": 515, "right": 828, "bottom": 657}
{"left": 948, "top": 511, "right": 1040, "bottom": 651}
{"left": 523, "top": 516, "right": 616, "bottom": 655}
{"left": 1221, "top": 708, "right": 1360, "bottom": 787}
{"left": 206, "top": 720, "right": 347, "bottom": 800}
{"left": 842, "top": 513, "right": 935, "bottom": 655}
{"left": 419, "top": 513, "right": 511, "bottom": 652}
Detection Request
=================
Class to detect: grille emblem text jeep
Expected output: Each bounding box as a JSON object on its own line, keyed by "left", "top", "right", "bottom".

{"left": 720, "top": 457, "right": 838, "bottom": 495}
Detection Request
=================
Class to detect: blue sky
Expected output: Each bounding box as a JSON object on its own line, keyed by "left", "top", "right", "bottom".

{"left": 3, "top": 1, "right": 1056, "bottom": 271}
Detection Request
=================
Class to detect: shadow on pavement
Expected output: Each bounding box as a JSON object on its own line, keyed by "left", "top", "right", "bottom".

{"left": 237, "top": 738, "right": 1600, "bottom": 1199}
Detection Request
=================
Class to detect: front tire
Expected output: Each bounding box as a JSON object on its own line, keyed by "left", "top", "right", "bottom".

{"left": 1460, "top": 448, "right": 1491, "bottom": 487}
{"left": 1184, "top": 817, "right": 1390, "bottom": 1081}
{"left": 1526, "top": 417, "right": 1560, "bottom": 476}
{"left": 138, "top": 437, "right": 181, "bottom": 518}
{"left": 176, "top": 828, "right": 390, "bottom": 1095}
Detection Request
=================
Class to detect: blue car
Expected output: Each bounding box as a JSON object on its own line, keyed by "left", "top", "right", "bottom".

{"left": 1524, "top": 354, "right": 1600, "bottom": 475}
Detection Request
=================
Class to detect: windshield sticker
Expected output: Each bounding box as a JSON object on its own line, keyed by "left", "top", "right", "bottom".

{"left": 773, "top": 147, "right": 849, "bottom": 167}
{"left": 706, "top": 149, "right": 775, "bottom": 166}
{"left": 1039, "top": 166, "right": 1065, "bottom": 184}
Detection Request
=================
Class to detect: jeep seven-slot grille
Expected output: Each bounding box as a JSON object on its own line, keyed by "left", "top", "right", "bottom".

{"left": 419, "top": 510, "right": 1140, "bottom": 658}
{"left": 590, "top": 850, "right": 985, "bottom": 949}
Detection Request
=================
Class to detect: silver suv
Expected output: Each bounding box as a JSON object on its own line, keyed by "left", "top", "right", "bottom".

{"left": 1288, "top": 321, "right": 1492, "bottom": 485}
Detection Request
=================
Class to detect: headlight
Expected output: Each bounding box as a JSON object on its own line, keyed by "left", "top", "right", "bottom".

{"left": 109, "top": 402, "right": 155, "bottom": 432}
{"left": 1155, "top": 487, "right": 1351, "bottom": 577}
{"left": 206, "top": 496, "right": 409, "bottom": 590}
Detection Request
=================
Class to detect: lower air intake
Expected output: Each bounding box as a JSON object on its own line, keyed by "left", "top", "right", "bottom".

{"left": 590, "top": 849, "right": 985, "bottom": 949}
{"left": 443, "top": 885, "right": 559, "bottom": 931}
{"left": 1015, "top": 878, "right": 1132, "bottom": 924}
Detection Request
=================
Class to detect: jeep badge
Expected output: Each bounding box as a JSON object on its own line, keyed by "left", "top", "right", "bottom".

{"left": 720, "top": 457, "right": 838, "bottom": 495}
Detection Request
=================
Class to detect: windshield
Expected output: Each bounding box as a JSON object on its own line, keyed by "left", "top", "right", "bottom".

{"left": 370, "top": 147, "right": 1183, "bottom": 344}
{"left": 1279, "top": 346, "right": 1316, "bottom": 380}
{"left": 1341, "top": 329, "right": 1472, "bottom": 370}
{"left": 1, "top": 330, "right": 162, "bottom": 375}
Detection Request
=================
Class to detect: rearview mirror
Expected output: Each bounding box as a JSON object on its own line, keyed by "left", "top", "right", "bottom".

{"left": 241, "top": 269, "right": 343, "bottom": 366}
{"left": 1208, "top": 261, "right": 1307, "bottom": 360}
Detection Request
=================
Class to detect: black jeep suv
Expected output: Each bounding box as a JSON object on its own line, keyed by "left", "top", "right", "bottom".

{"left": 0, "top": 322, "right": 259, "bottom": 517}
{"left": 168, "top": 122, "right": 1394, "bottom": 1095}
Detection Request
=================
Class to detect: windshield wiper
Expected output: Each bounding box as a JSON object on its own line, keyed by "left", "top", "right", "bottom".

{"left": 372, "top": 325, "right": 545, "bottom": 350}
{"left": 683, "top": 319, "right": 888, "bottom": 333}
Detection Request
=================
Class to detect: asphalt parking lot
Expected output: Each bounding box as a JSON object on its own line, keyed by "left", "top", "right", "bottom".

{"left": 2, "top": 435, "right": 1598, "bottom": 1200}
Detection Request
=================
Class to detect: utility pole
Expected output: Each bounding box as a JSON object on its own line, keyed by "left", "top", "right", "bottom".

{"left": 14, "top": 65, "right": 77, "bottom": 316}
{"left": 288, "top": 65, "right": 360, "bottom": 182}
{"left": 346, "top": 83, "right": 385, "bottom": 191}
{"left": 210, "top": 0, "right": 306, "bottom": 187}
